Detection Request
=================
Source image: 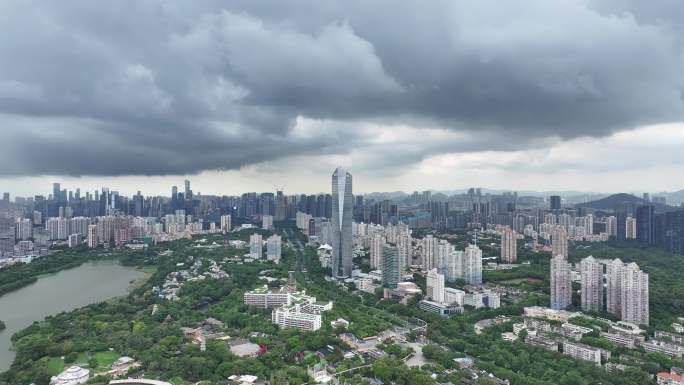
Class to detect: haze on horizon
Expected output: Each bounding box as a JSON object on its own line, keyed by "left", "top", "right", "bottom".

{"left": 2, "top": 1, "right": 684, "bottom": 197}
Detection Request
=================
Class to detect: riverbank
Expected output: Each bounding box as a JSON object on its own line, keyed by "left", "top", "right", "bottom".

{"left": 0, "top": 246, "right": 150, "bottom": 299}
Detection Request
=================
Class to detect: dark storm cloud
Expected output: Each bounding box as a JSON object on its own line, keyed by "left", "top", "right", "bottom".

{"left": 0, "top": 0, "right": 683, "bottom": 176}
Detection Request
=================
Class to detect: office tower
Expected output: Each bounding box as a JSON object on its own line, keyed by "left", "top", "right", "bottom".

{"left": 2, "top": 192, "right": 8, "bottom": 202}
{"left": 220, "top": 215, "right": 232, "bottom": 233}
{"left": 426, "top": 269, "right": 445, "bottom": 304}
{"left": 550, "top": 195, "right": 561, "bottom": 211}
{"left": 184, "top": 179, "right": 192, "bottom": 200}
{"left": 370, "top": 233, "right": 384, "bottom": 270}
{"left": 381, "top": 245, "right": 400, "bottom": 289}
{"left": 616, "top": 211, "right": 627, "bottom": 242}
{"left": 262, "top": 214, "right": 274, "bottom": 230}
{"left": 551, "top": 226, "right": 568, "bottom": 258}
{"left": 86, "top": 224, "right": 98, "bottom": 247}
{"left": 422, "top": 235, "right": 437, "bottom": 271}
{"left": 250, "top": 233, "right": 263, "bottom": 259}
{"left": 636, "top": 205, "right": 656, "bottom": 245}
{"left": 550, "top": 254, "right": 572, "bottom": 310}
{"left": 501, "top": 227, "right": 517, "bottom": 263}
{"left": 621, "top": 262, "right": 649, "bottom": 325}
{"left": 171, "top": 186, "right": 178, "bottom": 201}
{"left": 275, "top": 189, "right": 286, "bottom": 221}
{"left": 266, "top": 235, "right": 282, "bottom": 263}
{"left": 331, "top": 167, "right": 353, "bottom": 278}
{"left": 626, "top": 216, "right": 637, "bottom": 239}
{"left": 580, "top": 256, "right": 603, "bottom": 312}
{"left": 53, "top": 183, "right": 61, "bottom": 201}
{"left": 0, "top": 218, "right": 15, "bottom": 255}
{"left": 463, "top": 244, "right": 483, "bottom": 285}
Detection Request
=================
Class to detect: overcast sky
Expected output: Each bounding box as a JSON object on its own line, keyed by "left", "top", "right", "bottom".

{"left": 1, "top": 0, "right": 684, "bottom": 197}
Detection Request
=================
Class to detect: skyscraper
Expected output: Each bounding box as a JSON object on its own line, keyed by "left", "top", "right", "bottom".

{"left": 250, "top": 233, "right": 263, "bottom": 259}
{"left": 463, "top": 244, "right": 482, "bottom": 285}
{"left": 370, "top": 233, "right": 384, "bottom": 270}
{"left": 550, "top": 195, "right": 561, "bottom": 211}
{"left": 606, "top": 258, "right": 624, "bottom": 316}
{"left": 381, "top": 245, "right": 400, "bottom": 288}
{"left": 550, "top": 254, "right": 572, "bottom": 310}
{"left": 331, "top": 167, "right": 353, "bottom": 278}
{"left": 621, "top": 262, "right": 649, "bottom": 325}
{"left": 626, "top": 216, "right": 637, "bottom": 239}
{"left": 426, "top": 269, "right": 445, "bottom": 304}
{"left": 266, "top": 234, "right": 282, "bottom": 263}
{"left": 501, "top": 227, "right": 517, "bottom": 263}
{"left": 184, "top": 179, "right": 192, "bottom": 200}
{"left": 636, "top": 205, "right": 656, "bottom": 245}
{"left": 422, "top": 235, "right": 437, "bottom": 271}
{"left": 551, "top": 226, "right": 568, "bottom": 258}
{"left": 580, "top": 256, "right": 603, "bottom": 312}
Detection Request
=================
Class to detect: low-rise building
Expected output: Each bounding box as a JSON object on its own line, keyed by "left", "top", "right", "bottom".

{"left": 562, "top": 341, "right": 603, "bottom": 366}
{"left": 243, "top": 285, "right": 292, "bottom": 308}
{"left": 418, "top": 299, "right": 463, "bottom": 316}
{"left": 600, "top": 331, "right": 644, "bottom": 349}
{"left": 525, "top": 335, "right": 558, "bottom": 352}
{"left": 642, "top": 339, "right": 684, "bottom": 358}
{"left": 50, "top": 366, "right": 90, "bottom": 385}
{"left": 561, "top": 323, "right": 593, "bottom": 341}
{"left": 272, "top": 305, "right": 322, "bottom": 331}
{"left": 656, "top": 369, "right": 684, "bottom": 385}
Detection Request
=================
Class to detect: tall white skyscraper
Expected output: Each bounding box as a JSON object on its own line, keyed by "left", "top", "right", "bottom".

{"left": 370, "top": 234, "right": 385, "bottom": 270}
{"left": 331, "top": 167, "right": 353, "bottom": 278}
{"left": 426, "top": 269, "right": 445, "bottom": 304}
{"left": 606, "top": 258, "right": 624, "bottom": 316}
{"left": 220, "top": 214, "right": 232, "bottom": 233}
{"left": 422, "top": 235, "right": 437, "bottom": 271}
{"left": 580, "top": 256, "right": 603, "bottom": 312}
{"left": 550, "top": 254, "right": 572, "bottom": 310}
{"left": 501, "top": 227, "right": 517, "bottom": 263}
{"left": 250, "top": 233, "right": 263, "bottom": 259}
{"left": 397, "top": 233, "right": 412, "bottom": 272}
{"left": 437, "top": 239, "right": 453, "bottom": 276}
{"left": 262, "top": 215, "right": 274, "bottom": 230}
{"left": 444, "top": 250, "right": 464, "bottom": 282}
{"left": 626, "top": 217, "right": 637, "bottom": 239}
{"left": 463, "top": 244, "right": 482, "bottom": 285}
{"left": 266, "top": 234, "right": 282, "bottom": 263}
{"left": 605, "top": 216, "right": 617, "bottom": 238}
{"left": 551, "top": 226, "right": 568, "bottom": 258}
{"left": 621, "top": 262, "right": 649, "bottom": 325}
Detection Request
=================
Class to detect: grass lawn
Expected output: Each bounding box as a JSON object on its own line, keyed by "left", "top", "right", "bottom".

{"left": 46, "top": 357, "right": 64, "bottom": 376}
{"left": 92, "top": 351, "right": 120, "bottom": 370}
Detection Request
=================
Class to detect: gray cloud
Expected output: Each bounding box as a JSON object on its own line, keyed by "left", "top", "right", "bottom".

{"left": 0, "top": 0, "right": 683, "bottom": 177}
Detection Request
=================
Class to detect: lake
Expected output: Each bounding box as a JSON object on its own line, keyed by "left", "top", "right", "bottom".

{"left": 0, "top": 260, "right": 147, "bottom": 372}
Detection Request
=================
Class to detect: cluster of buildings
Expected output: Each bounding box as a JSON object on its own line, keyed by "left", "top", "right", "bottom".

{"left": 514, "top": 306, "right": 684, "bottom": 371}
{"left": 154, "top": 257, "right": 230, "bottom": 301}
{"left": 550, "top": 254, "right": 650, "bottom": 326}
{"left": 244, "top": 275, "right": 333, "bottom": 331}
{"left": 419, "top": 268, "right": 500, "bottom": 316}
{"left": 248, "top": 233, "right": 282, "bottom": 263}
